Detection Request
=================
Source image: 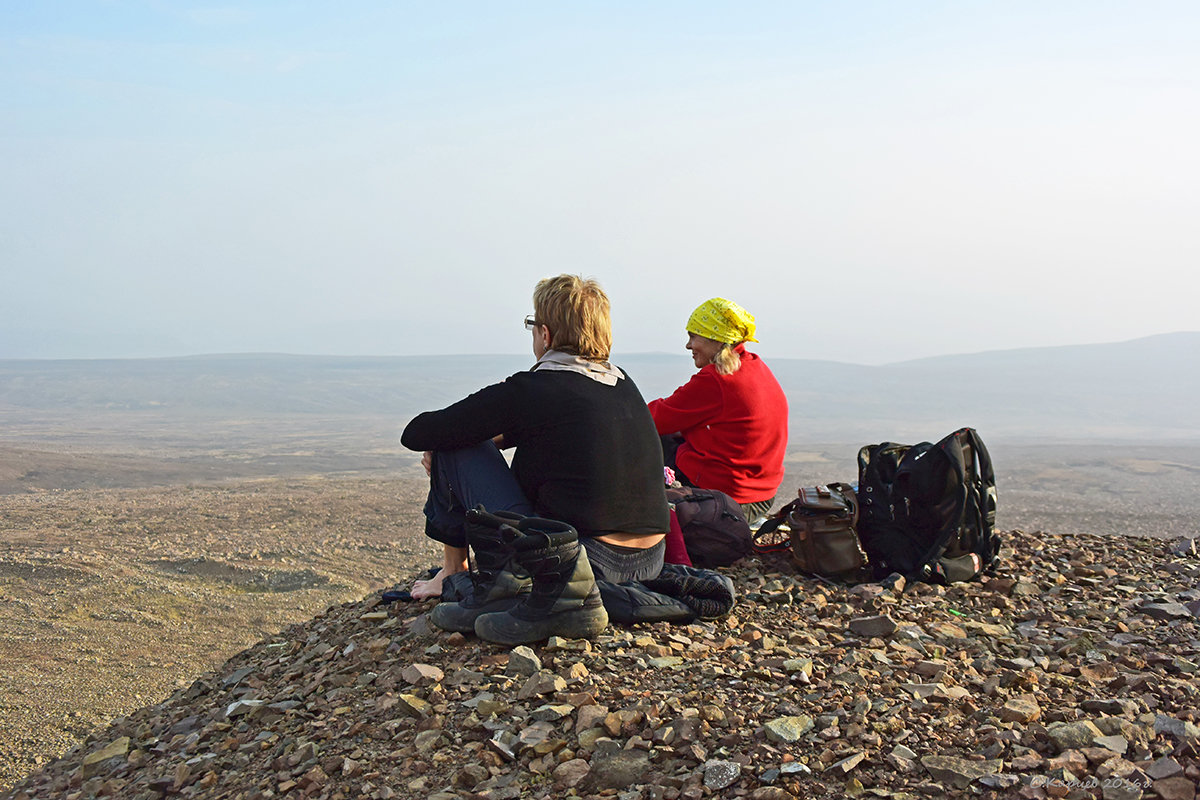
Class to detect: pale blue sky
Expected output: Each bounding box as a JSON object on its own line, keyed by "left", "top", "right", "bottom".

{"left": 3, "top": 2, "right": 1197, "bottom": 362}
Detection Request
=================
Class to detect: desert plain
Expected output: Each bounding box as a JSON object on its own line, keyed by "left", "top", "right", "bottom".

{"left": 1, "top": 372, "right": 1199, "bottom": 795}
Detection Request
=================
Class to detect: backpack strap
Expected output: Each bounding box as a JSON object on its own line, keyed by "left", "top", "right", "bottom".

{"left": 751, "top": 500, "right": 799, "bottom": 554}
{"left": 959, "top": 427, "right": 1000, "bottom": 566}
{"left": 909, "top": 428, "right": 992, "bottom": 582}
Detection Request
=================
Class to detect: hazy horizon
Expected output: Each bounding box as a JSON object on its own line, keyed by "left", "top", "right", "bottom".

{"left": 4, "top": 4, "right": 1198, "bottom": 363}
{"left": 1, "top": 329, "right": 1197, "bottom": 369}
{"left": 4, "top": 333, "right": 1198, "bottom": 444}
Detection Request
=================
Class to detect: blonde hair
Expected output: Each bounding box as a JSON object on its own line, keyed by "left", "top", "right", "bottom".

{"left": 532, "top": 274, "right": 612, "bottom": 360}
{"left": 712, "top": 342, "right": 742, "bottom": 375}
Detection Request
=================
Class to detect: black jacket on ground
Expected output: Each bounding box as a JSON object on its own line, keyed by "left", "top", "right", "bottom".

{"left": 401, "top": 366, "right": 669, "bottom": 538}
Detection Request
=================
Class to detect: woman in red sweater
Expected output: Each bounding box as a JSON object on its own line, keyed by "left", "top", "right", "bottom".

{"left": 648, "top": 298, "right": 789, "bottom": 520}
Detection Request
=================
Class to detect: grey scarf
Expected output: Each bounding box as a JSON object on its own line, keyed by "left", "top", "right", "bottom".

{"left": 532, "top": 350, "right": 625, "bottom": 386}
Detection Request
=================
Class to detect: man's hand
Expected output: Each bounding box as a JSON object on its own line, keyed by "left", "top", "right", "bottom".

{"left": 421, "top": 451, "right": 433, "bottom": 476}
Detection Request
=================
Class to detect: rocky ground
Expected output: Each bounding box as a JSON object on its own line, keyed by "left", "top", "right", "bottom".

{"left": 4, "top": 527, "right": 1198, "bottom": 800}
{"left": 0, "top": 475, "right": 436, "bottom": 792}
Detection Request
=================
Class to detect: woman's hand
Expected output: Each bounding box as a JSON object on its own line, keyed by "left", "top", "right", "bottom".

{"left": 421, "top": 451, "right": 433, "bottom": 476}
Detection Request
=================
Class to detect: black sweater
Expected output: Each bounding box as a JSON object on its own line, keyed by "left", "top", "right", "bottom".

{"left": 401, "top": 367, "right": 670, "bottom": 538}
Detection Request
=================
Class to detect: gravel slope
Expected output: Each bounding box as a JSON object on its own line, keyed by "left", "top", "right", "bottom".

{"left": 3, "top": 522, "right": 1199, "bottom": 800}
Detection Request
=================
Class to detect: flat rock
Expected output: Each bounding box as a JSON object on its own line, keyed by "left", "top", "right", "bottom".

{"left": 583, "top": 751, "right": 652, "bottom": 791}
{"left": 1095, "top": 735, "right": 1129, "bottom": 754}
{"left": 518, "top": 670, "right": 566, "bottom": 698}
{"left": 1078, "top": 662, "right": 1118, "bottom": 682}
{"left": 1000, "top": 695, "right": 1041, "bottom": 723}
{"left": 1081, "top": 698, "right": 1139, "bottom": 717}
{"left": 80, "top": 737, "right": 130, "bottom": 779}
{"left": 703, "top": 759, "right": 742, "bottom": 790}
{"left": 978, "top": 773, "right": 1021, "bottom": 789}
{"left": 764, "top": 715, "right": 814, "bottom": 743}
{"left": 849, "top": 615, "right": 897, "bottom": 638}
{"left": 1145, "top": 757, "right": 1183, "bottom": 780}
{"left": 1048, "top": 720, "right": 1104, "bottom": 752}
{"left": 576, "top": 704, "right": 608, "bottom": 732}
{"left": 961, "top": 620, "right": 1010, "bottom": 637}
{"left": 396, "top": 693, "right": 431, "bottom": 718}
{"left": 1151, "top": 777, "right": 1196, "bottom": 800}
{"left": 927, "top": 621, "right": 968, "bottom": 639}
{"left": 401, "top": 663, "right": 444, "bottom": 684}
{"left": 1139, "top": 602, "right": 1193, "bottom": 620}
{"left": 648, "top": 656, "right": 684, "bottom": 668}
{"left": 1103, "top": 778, "right": 1147, "bottom": 800}
{"left": 1154, "top": 715, "right": 1200, "bottom": 741}
{"left": 552, "top": 758, "right": 590, "bottom": 788}
{"left": 826, "top": 751, "right": 865, "bottom": 774}
{"left": 506, "top": 646, "right": 541, "bottom": 676}
{"left": 1169, "top": 538, "right": 1197, "bottom": 557}
{"left": 920, "top": 754, "right": 1001, "bottom": 789}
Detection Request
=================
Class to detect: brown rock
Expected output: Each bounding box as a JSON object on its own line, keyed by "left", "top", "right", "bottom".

{"left": 401, "top": 663, "right": 444, "bottom": 685}
{"left": 920, "top": 754, "right": 1002, "bottom": 789}
{"left": 1000, "top": 695, "right": 1041, "bottom": 723}
{"left": 553, "top": 758, "right": 590, "bottom": 788}
{"left": 749, "top": 788, "right": 793, "bottom": 800}
{"left": 1146, "top": 757, "right": 1184, "bottom": 781}
{"left": 1010, "top": 752, "right": 1045, "bottom": 771}
{"left": 826, "top": 752, "right": 864, "bottom": 774}
{"left": 1152, "top": 777, "right": 1196, "bottom": 800}
{"left": 927, "top": 621, "right": 968, "bottom": 639}
{"left": 576, "top": 704, "right": 608, "bottom": 733}
{"left": 848, "top": 615, "right": 898, "bottom": 638}
{"left": 1079, "top": 662, "right": 1118, "bottom": 683}
{"left": 79, "top": 736, "right": 130, "bottom": 778}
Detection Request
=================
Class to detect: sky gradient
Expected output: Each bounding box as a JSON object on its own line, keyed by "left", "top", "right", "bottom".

{"left": 3, "top": 2, "right": 1197, "bottom": 363}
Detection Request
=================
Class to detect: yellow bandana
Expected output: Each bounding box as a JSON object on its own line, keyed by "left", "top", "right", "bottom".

{"left": 686, "top": 298, "right": 758, "bottom": 344}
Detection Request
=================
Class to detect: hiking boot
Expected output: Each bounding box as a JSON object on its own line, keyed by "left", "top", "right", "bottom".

{"left": 474, "top": 519, "right": 608, "bottom": 645}
{"left": 430, "top": 507, "right": 531, "bottom": 633}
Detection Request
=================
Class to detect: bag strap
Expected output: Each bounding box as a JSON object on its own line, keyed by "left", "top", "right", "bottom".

{"left": 901, "top": 440, "right": 967, "bottom": 581}
{"left": 959, "top": 427, "right": 1000, "bottom": 565}
{"left": 751, "top": 500, "right": 799, "bottom": 554}
{"left": 913, "top": 429, "right": 1001, "bottom": 581}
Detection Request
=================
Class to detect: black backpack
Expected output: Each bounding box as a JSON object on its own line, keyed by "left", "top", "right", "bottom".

{"left": 666, "top": 486, "right": 751, "bottom": 568}
{"left": 856, "top": 427, "right": 999, "bottom": 584}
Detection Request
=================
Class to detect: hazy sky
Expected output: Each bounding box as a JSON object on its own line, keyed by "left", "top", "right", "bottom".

{"left": 3, "top": 2, "right": 1197, "bottom": 363}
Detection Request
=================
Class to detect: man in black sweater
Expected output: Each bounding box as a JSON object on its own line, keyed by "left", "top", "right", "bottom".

{"left": 400, "top": 275, "right": 669, "bottom": 641}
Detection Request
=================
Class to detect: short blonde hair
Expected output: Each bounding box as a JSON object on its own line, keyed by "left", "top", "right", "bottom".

{"left": 712, "top": 342, "right": 742, "bottom": 375}
{"left": 533, "top": 275, "right": 612, "bottom": 360}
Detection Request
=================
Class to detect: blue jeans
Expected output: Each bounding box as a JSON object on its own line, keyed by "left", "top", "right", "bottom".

{"left": 422, "top": 442, "right": 534, "bottom": 548}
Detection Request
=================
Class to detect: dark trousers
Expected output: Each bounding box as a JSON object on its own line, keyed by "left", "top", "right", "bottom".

{"left": 422, "top": 442, "right": 534, "bottom": 548}
{"left": 422, "top": 441, "right": 666, "bottom": 583}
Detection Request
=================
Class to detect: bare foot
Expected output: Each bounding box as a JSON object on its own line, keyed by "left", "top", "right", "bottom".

{"left": 411, "top": 545, "right": 469, "bottom": 601}
{"left": 411, "top": 567, "right": 450, "bottom": 601}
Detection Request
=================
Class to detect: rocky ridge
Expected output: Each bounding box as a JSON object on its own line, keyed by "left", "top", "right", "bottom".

{"left": 4, "top": 529, "right": 1199, "bottom": 800}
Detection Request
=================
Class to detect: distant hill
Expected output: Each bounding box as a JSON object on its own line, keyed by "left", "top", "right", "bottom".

{"left": 1, "top": 333, "right": 1197, "bottom": 443}
{"left": 770, "top": 331, "right": 1200, "bottom": 442}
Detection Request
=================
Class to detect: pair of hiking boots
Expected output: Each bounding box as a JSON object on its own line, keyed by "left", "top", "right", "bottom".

{"left": 430, "top": 507, "right": 608, "bottom": 645}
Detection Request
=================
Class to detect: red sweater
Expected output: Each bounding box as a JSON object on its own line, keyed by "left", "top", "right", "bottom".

{"left": 648, "top": 347, "right": 788, "bottom": 503}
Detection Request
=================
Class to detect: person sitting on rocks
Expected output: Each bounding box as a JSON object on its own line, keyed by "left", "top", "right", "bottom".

{"left": 400, "top": 274, "right": 670, "bottom": 644}
{"left": 648, "top": 297, "right": 788, "bottom": 522}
